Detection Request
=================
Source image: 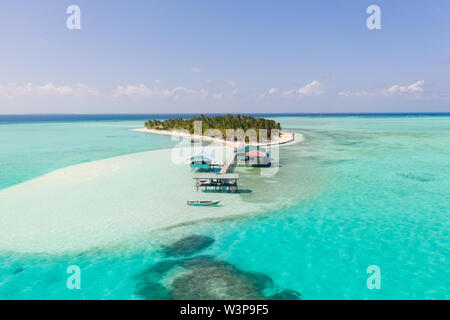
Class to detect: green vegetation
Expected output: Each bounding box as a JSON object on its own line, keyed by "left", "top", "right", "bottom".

{"left": 144, "top": 115, "right": 281, "bottom": 140}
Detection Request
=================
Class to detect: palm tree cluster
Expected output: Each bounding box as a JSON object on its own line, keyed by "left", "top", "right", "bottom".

{"left": 144, "top": 115, "right": 281, "bottom": 140}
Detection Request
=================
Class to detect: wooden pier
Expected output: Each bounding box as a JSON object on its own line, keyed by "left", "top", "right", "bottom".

{"left": 220, "top": 153, "right": 236, "bottom": 174}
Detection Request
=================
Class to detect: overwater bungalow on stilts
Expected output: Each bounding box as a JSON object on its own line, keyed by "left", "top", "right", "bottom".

{"left": 234, "top": 146, "right": 272, "bottom": 166}
{"left": 193, "top": 173, "right": 239, "bottom": 192}
{"left": 189, "top": 152, "right": 221, "bottom": 171}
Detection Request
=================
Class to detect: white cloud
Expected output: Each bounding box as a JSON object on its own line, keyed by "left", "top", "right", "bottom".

{"left": 283, "top": 80, "right": 323, "bottom": 98}
{"left": 298, "top": 80, "right": 323, "bottom": 96}
{"left": 0, "top": 82, "right": 100, "bottom": 98}
{"left": 386, "top": 80, "right": 424, "bottom": 95}
{"left": 154, "top": 80, "right": 161, "bottom": 84}
{"left": 339, "top": 80, "right": 425, "bottom": 97}
{"left": 338, "top": 90, "right": 373, "bottom": 97}
{"left": 191, "top": 68, "right": 202, "bottom": 73}
{"left": 268, "top": 88, "right": 278, "bottom": 95}
{"left": 112, "top": 84, "right": 210, "bottom": 100}
{"left": 258, "top": 87, "right": 279, "bottom": 99}
{"left": 227, "top": 81, "right": 237, "bottom": 87}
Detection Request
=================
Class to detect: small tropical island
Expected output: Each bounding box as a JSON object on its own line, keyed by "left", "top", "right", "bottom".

{"left": 145, "top": 114, "right": 281, "bottom": 134}
{"left": 135, "top": 114, "right": 294, "bottom": 146}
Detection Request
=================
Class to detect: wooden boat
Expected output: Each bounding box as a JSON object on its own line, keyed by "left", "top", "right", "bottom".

{"left": 187, "top": 200, "right": 221, "bottom": 206}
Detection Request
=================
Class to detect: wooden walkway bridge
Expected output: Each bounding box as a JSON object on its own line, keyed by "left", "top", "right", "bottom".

{"left": 220, "top": 153, "right": 236, "bottom": 174}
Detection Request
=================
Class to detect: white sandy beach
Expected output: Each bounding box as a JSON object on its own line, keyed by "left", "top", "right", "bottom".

{"left": 132, "top": 128, "right": 295, "bottom": 148}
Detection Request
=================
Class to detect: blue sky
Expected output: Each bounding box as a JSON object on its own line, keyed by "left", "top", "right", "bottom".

{"left": 0, "top": 0, "right": 449, "bottom": 113}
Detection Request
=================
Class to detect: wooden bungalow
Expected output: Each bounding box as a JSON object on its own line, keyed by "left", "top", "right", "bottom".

{"left": 193, "top": 173, "right": 239, "bottom": 192}
{"left": 234, "top": 146, "right": 271, "bottom": 166}
{"left": 189, "top": 152, "right": 216, "bottom": 169}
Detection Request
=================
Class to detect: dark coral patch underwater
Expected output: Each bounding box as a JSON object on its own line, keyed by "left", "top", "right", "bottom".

{"left": 163, "top": 235, "right": 215, "bottom": 257}
{"left": 395, "top": 172, "right": 438, "bottom": 182}
{"left": 134, "top": 235, "right": 301, "bottom": 300}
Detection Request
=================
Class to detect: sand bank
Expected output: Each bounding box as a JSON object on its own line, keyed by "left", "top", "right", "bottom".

{"left": 0, "top": 140, "right": 315, "bottom": 254}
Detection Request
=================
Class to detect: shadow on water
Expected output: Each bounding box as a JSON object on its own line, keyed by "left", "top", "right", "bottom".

{"left": 201, "top": 189, "right": 252, "bottom": 194}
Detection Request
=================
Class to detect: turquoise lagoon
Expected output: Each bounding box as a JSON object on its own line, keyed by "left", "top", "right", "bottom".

{"left": 0, "top": 115, "right": 449, "bottom": 299}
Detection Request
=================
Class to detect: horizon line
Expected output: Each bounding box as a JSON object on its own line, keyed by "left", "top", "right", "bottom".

{"left": 1, "top": 112, "right": 450, "bottom": 116}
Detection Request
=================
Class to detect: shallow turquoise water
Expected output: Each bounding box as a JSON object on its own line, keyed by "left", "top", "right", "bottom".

{"left": 0, "top": 116, "right": 448, "bottom": 299}
{"left": 0, "top": 120, "right": 176, "bottom": 190}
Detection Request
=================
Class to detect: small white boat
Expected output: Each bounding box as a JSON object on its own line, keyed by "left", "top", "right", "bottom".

{"left": 187, "top": 200, "right": 221, "bottom": 206}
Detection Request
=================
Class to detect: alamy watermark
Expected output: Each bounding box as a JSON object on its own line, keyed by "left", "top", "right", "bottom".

{"left": 169, "top": 120, "right": 281, "bottom": 177}
{"left": 65, "top": 5, "right": 381, "bottom": 31}
{"left": 66, "top": 265, "right": 81, "bottom": 290}
{"left": 366, "top": 5, "right": 381, "bottom": 30}
{"left": 366, "top": 265, "right": 381, "bottom": 289}
{"left": 66, "top": 5, "right": 81, "bottom": 30}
